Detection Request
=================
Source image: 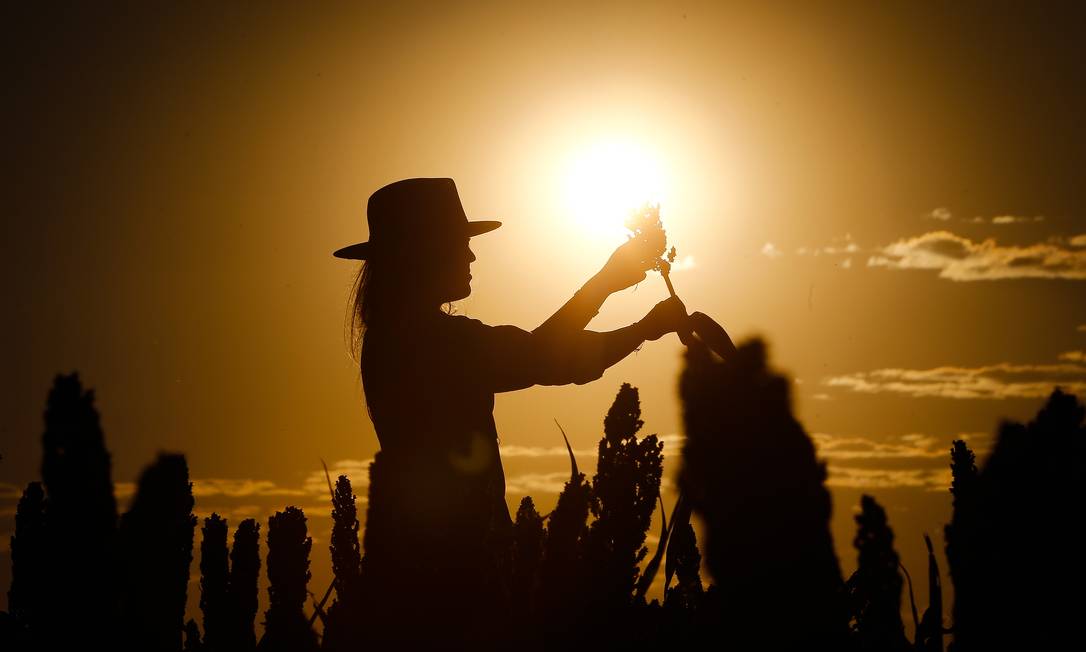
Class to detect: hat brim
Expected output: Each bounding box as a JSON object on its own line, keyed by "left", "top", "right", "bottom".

{"left": 332, "top": 219, "right": 502, "bottom": 260}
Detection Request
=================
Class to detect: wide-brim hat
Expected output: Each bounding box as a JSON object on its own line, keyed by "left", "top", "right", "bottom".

{"left": 332, "top": 177, "right": 501, "bottom": 260}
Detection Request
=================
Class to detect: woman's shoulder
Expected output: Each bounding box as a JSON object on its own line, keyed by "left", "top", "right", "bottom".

{"left": 439, "top": 312, "right": 531, "bottom": 338}
{"left": 437, "top": 311, "right": 487, "bottom": 330}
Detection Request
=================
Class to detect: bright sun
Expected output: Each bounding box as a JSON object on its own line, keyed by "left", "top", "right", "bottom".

{"left": 562, "top": 140, "right": 668, "bottom": 239}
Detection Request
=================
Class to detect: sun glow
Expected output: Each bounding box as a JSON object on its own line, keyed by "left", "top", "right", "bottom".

{"left": 562, "top": 140, "right": 669, "bottom": 239}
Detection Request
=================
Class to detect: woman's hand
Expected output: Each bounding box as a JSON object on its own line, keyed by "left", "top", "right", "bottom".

{"left": 595, "top": 237, "right": 655, "bottom": 294}
{"left": 637, "top": 295, "right": 689, "bottom": 341}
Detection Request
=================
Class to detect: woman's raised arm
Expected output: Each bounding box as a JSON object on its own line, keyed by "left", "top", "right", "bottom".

{"left": 445, "top": 293, "right": 687, "bottom": 394}
{"left": 533, "top": 236, "right": 659, "bottom": 336}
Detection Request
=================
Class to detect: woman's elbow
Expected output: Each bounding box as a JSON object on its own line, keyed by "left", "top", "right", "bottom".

{"left": 531, "top": 335, "right": 608, "bottom": 386}
{"left": 560, "top": 353, "right": 608, "bottom": 386}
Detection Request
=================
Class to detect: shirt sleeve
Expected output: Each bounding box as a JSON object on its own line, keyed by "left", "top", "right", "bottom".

{"left": 445, "top": 315, "right": 610, "bottom": 393}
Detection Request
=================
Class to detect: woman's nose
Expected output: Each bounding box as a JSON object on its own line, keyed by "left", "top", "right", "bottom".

{"left": 468, "top": 248, "right": 476, "bottom": 263}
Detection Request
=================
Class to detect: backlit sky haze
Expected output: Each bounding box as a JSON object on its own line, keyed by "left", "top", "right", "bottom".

{"left": 4, "top": 1, "right": 1086, "bottom": 635}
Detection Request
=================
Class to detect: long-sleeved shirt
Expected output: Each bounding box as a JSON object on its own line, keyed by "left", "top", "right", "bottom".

{"left": 355, "top": 285, "right": 647, "bottom": 647}
{"left": 359, "top": 283, "right": 646, "bottom": 544}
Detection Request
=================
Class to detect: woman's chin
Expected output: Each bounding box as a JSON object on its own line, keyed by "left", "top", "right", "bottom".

{"left": 444, "top": 284, "right": 472, "bottom": 302}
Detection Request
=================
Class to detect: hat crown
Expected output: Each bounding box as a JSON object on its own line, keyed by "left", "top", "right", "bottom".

{"left": 367, "top": 177, "right": 468, "bottom": 246}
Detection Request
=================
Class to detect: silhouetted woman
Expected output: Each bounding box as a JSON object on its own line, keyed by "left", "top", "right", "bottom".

{"left": 334, "top": 178, "right": 688, "bottom": 648}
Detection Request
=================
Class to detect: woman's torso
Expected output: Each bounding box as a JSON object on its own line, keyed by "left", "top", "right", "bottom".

{"left": 360, "top": 313, "right": 511, "bottom": 541}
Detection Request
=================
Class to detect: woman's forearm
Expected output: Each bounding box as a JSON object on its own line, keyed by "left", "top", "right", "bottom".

{"left": 594, "top": 321, "right": 650, "bottom": 372}
{"left": 532, "top": 272, "right": 612, "bottom": 338}
{"left": 529, "top": 317, "right": 649, "bottom": 387}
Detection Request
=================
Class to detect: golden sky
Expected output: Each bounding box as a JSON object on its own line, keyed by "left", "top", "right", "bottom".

{"left": 4, "top": 0, "right": 1086, "bottom": 637}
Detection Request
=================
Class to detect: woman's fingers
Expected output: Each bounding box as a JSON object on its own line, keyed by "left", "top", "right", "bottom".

{"left": 662, "top": 296, "right": 689, "bottom": 333}
{"left": 640, "top": 296, "right": 684, "bottom": 340}
{"left": 599, "top": 241, "right": 654, "bottom": 292}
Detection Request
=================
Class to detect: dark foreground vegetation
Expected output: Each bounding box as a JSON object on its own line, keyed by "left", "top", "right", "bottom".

{"left": 3, "top": 338, "right": 1083, "bottom": 650}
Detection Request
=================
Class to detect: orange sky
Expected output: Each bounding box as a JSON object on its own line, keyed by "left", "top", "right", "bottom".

{"left": 4, "top": 1, "right": 1086, "bottom": 638}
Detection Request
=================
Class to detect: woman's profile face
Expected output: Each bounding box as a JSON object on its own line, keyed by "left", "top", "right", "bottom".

{"left": 430, "top": 235, "right": 475, "bottom": 304}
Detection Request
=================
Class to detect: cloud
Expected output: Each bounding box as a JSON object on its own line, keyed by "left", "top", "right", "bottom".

{"left": 501, "top": 433, "right": 682, "bottom": 459}
{"left": 927, "top": 206, "right": 1043, "bottom": 224}
{"left": 812, "top": 431, "right": 988, "bottom": 490}
{"left": 192, "top": 479, "right": 310, "bottom": 498}
{"left": 867, "top": 231, "right": 1086, "bottom": 281}
{"left": 0, "top": 483, "right": 24, "bottom": 500}
{"left": 499, "top": 443, "right": 597, "bottom": 458}
{"left": 1, "top": 461, "right": 377, "bottom": 548}
{"left": 824, "top": 467, "right": 952, "bottom": 490}
{"left": 189, "top": 460, "right": 376, "bottom": 523}
{"left": 115, "top": 482, "right": 136, "bottom": 499}
{"left": 761, "top": 242, "right": 782, "bottom": 258}
{"left": 990, "top": 215, "right": 1044, "bottom": 224}
{"left": 502, "top": 433, "right": 683, "bottom": 497}
{"left": 1072, "top": 235, "right": 1086, "bottom": 248}
{"left": 176, "top": 459, "right": 374, "bottom": 504}
{"left": 1078, "top": 324, "right": 1086, "bottom": 332}
{"left": 192, "top": 504, "right": 277, "bottom": 524}
{"left": 825, "top": 358, "right": 1086, "bottom": 399}
{"left": 795, "top": 233, "right": 860, "bottom": 257}
{"left": 301, "top": 459, "right": 373, "bottom": 496}
{"left": 505, "top": 471, "right": 573, "bottom": 496}
{"left": 811, "top": 432, "right": 984, "bottom": 465}
{"left": 1058, "top": 351, "right": 1085, "bottom": 362}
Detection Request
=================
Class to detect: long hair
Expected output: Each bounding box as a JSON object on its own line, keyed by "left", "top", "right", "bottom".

{"left": 345, "top": 257, "right": 457, "bottom": 425}
{"left": 344, "top": 257, "right": 456, "bottom": 365}
{"left": 344, "top": 261, "right": 372, "bottom": 365}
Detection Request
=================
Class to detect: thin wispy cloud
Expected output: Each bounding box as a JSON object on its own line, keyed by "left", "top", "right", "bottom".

{"left": 824, "top": 357, "right": 1086, "bottom": 399}
{"left": 0, "top": 483, "right": 24, "bottom": 501}
{"left": 924, "top": 207, "right": 1044, "bottom": 224}
{"left": 1058, "top": 351, "right": 1085, "bottom": 363}
{"left": 301, "top": 458, "right": 373, "bottom": 496}
{"left": 115, "top": 482, "right": 136, "bottom": 499}
{"left": 813, "top": 432, "right": 947, "bottom": 462}
{"left": 500, "top": 433, "right": 681, "bottom": 459}
{"left": 989, "top": 215, "right": 1044, "bottom": 224}
{"left": 503, "top": 433, "right": 683, "bottom": 497}
{"left": 0, "top": 483, "right": 22, "bottom": 519}
{"left": 192, "top": 504, "right": 271, "bottom": 524}
{"left": 192, "top": 479, "right": 309, "bottom": 498}
{"left": 505, "top": 471, "right": 572, "bottom": 496}
{"left": 187, "top": 461, "right": 375, "bottom": 526}
{"left": 795, "top": 233, "right": 859, "bottom": 257}
{"left": 867, "top": 230, "right": 1086, "bottom": 281}
{"left": 811, "top": 432, "right": 987, "bottom": 465}
{"left": 824, "top": 467, "right": 952, "bottom": 491}
{"left": 927, "top": 207, "right": 953, "bottom": 221}
{"left": 499, "top": 443, "right": 597, "bottom": 458}
{"left": 760, "top": 235, "right": 859, "bottom": 260}
{"left": 1, "top": 465, "right": 369, "bottom": 530}
{"left": 812, "top": 431, "right": 988, "bottom": 490}
{"left": 172, "top": 460, "right": 373, "bottom": 507}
